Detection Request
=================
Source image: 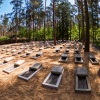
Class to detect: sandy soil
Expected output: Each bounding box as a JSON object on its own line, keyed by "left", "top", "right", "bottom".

{"left": 0, "top": 41, "right": 100, "bottom": 100}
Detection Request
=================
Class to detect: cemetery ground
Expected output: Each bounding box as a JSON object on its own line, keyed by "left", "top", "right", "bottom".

{"left": 0, "top": 41, "right": 100, "bottom": 100}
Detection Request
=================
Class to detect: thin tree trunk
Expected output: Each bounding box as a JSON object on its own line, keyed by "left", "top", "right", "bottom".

{"left": 81, "top": 0, "right": 84, "bottom": 44}
{"left": 29, "top": 14, "right": 31, "bottom": 41}
{"left": 44, "top": 18, "right": 45, "bottom": 42}
{"left": 44, "top": 0, "right": 46, "bottom": 43}
{"left": 70, "top": 20, "right": 71, "bottom": 41}
{"left": 56, "top": 20, "right": 58, "bottom": 41}
{"left": 53, "top": 0, "right": 56, "bottom": 45}
{"left": 32, "top": 13, "right": 35, "bottom": 40}
{"left": 91, "top": 1, "right": 94, "bottom": 43}
{"left": 78, "top": 6, "right": 80, "bottom": 41}
{"left": 79, "top": 21, "right": 80, "bottom": 40}
{"left": 15, "top": 0, "right": 18, "bottom": 43}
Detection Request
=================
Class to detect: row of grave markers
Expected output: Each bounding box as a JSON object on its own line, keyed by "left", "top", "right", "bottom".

{"left": 0, "top": 41, "right": 100, "bottom": 92}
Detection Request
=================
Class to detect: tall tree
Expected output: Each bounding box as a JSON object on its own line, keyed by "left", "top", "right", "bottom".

{"left": 10, "top": 0, "right": 23, "bottom": 42}
{"left": 84, "top": 0, "right": 90, "bottom": 52}
{"left": 53, "top": 0, "right": 56, "bottom": 45}
{"left": 2, "top": 14, "right": 8, "bottom": 36}
{"left": 56, "top": 1, "right": 71, "bottom": 41}
{"left": 75, "top": 0, "right": 85, "bottom": 43}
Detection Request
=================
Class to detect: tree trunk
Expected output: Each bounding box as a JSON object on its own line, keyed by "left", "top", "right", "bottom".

{"left": 53, "top": 0, "right": 56, "bottom": 45}
{"left": 84, "top": 0, "right": 90, "bottom": 52}
{"left": 81, "top": 0, "right": 85, "bottom": 44}
{"left": 70, "top": 20, "right": 71, "bottom": 41}
{"left": 78, "top": 6, "right": 80, "bottom": 41}
{"left": 44, "top": 18, "right": 46, "bottom": 42}
{"left": 62, "top": 12, "right": 64, "bottom": 42}
{"left": 79, "top": 21, "right": 80, "bottom": 41}
{"left": 56, "top": 20, "right": 59, "bottom": 41}
{"left": 28, "top": 14, "right": 31, "bottom": 41}
{"left": 32, "top": 14, "right": 34, "bottom": 40}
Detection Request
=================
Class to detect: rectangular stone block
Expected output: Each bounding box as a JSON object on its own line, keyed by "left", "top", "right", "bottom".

{"left": 14, "top": 60, "right": 25, "bottom": 66}
{"left": 76, "top": 67, "right": 88, "bottom": 76}
{"left": 51, "top": 66, "right": 63, "bottom": 75}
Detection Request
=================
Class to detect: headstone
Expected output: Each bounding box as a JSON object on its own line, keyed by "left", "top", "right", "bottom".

{"left": 76, "top": 67, "right": 88, "bottom": 76}
{"left": 51, "top": 66, "right": 63, "bottom": 75}
{"left": 4, "top": 57, "right": 14, "bottom": 62}
{"left": 89, "top": 55, "right": 95, "bottom": 59}
{"left": 62, "top": 54, "right": 67, "bottom": 57}
{"left": 75, "top": 54, "right": 81, "bottom": 58}
{"left": 29, "top": 63, "right": 42, "bottom": 71}
{"left": 14, "top": 60, "right": 25, "bottom": 66}
{"left": 36, "top": 52, "right": 43, "bottom": 56}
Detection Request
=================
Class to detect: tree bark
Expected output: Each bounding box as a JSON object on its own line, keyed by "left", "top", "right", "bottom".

{"left": 53, "top": 0, "right": 56, "bottom": 45}
{"left": 81, "top": 0, "right": 85, "bottom": 44}
{"left": 84, "top": 0, "right": 90, "bottom": 52}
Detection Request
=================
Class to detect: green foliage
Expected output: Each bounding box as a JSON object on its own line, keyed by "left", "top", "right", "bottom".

{"left": 45, "top": 27, "right": 53, "bottom": 40}
{"left": 71, "top": 25, "right": 79, "bottom": 40}
{"left": 96, "top": 28, "right": 100, "bottom": 41}
{"left": 19, "top": 27, "right": 28, "bottom": 38}
{"left": 34, "top": 27, "right": 53, "bottom": 41}
{"left": 18, "top": 26, "right": 53, "bottom": 41}
{"left": 90, "top": 28, "right": 100, "bottom": 42}
{"left": 56, "top": 1, "right": 71, "bottom": 40}
{"left": 93, "top": 28, "right": 100, "bottom": 47}
{"left": 0, "top": 36, "right": 9, "bottom": 41}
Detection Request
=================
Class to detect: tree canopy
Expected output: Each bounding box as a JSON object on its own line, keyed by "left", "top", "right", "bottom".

{"left": 0, "top": 0, "right": 100, "bottom": 51}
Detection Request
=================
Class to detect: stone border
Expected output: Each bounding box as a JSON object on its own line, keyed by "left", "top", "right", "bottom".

{"left": 18, "top": 66, "right": 43, "bottom": 81}
{"left": 90, "top": 58, "right": 99, "bottom": 65}
{"left": 75, "top": 76, "right": 91, "bottom": 92}
{"left": 3, "top": 62, "right": 25, "bottom": 74}
{"left": 42, "top": 69, "right": 64, "bottom": 89}
{"left": 0, "top": 61, "right": 10, "bottom": 66}
{"left": 59, "top": 57, "right": 68, "bottom": 62}
{"left": 30, "top": 52, "right": 43, "bottom": 59}
{"left": 75, "top": 58, "right": 83, "bottom": 64}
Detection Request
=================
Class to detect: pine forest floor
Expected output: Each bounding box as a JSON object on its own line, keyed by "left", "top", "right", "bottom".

{"left": 0, "top": 41, "right": 100, "bottom": 100}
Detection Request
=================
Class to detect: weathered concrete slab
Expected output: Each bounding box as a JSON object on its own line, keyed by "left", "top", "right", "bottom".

{"left": 18, "top": 63, "right": 42, "bottom": 81}
{"left": 75, "top": 67, "right": 91, "bottom": 92}
{"left": 76, "top": 67, "right": 88, "bottom": 76}
{"left": 74, "top": 49, "right": 80, "bottom": 54}
{"left": 65, "top": 49, "right": 69, "bottom": 53}
{"left": 29, "top": 63, "right": 42, "bottom": 71}
{"left": 89, "top": 55, "right": 99, "bottom": 65}
{"left": 4, "top": 57, "right": 14, "bottom": 62}
{"left": 42, "top": 66, "right": 64, "bottom": 89}
{"left": 89, "top": 55, "right": 95, "bottom": 59}
{"left": 75, "top": 54, "right": 81, "bottom": 58}
{"left": 51, "top": 66, "right": 63, "bottom": 75}
{"left": 75, "top": 76, "right": 91, "bottom": 92}
{"left": 14, "top": 60, "right": 25, "bottom": 66}
{"left": 62, "top": 54, "right": 68, "bottom": 57}
{"left": 36, "top": 52, "right": 43, "bottom": 56}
